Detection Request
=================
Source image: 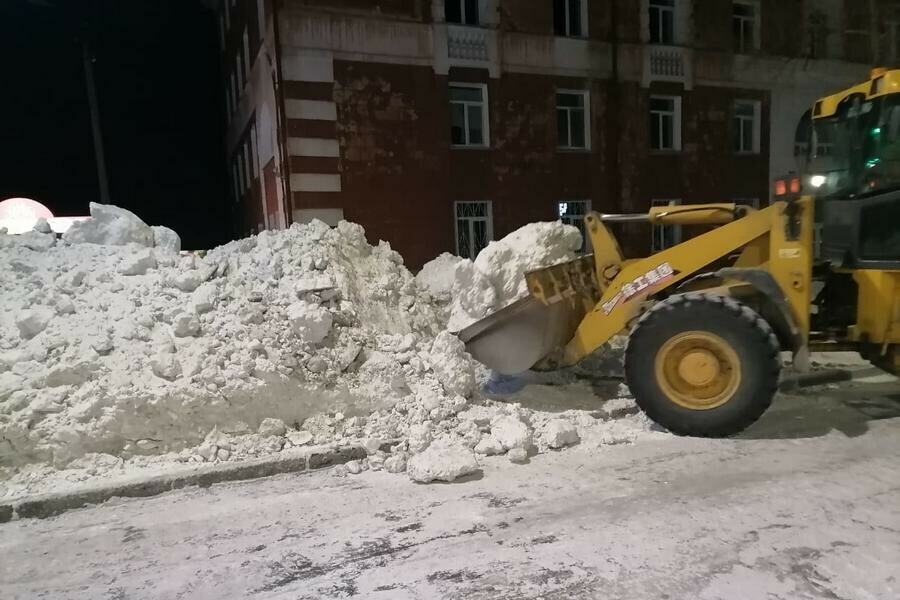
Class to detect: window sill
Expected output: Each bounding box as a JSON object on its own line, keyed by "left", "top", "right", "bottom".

{"left": 451, "top": 144, "right": 491, "bottom": 150}
{"left": 557, "top": 147, "right": 591, "bottom": 153}
{"left": 735, "top": 151, "right": 761, "bottom": 156}
{"left": 554, "top": 34, "right": 589, "bottom": 40}
{"left": 650, "top": 149, "right": 682, "bottom": 156}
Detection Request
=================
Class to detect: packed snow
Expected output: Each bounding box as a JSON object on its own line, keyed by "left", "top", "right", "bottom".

{"left": 0, "top": 206, "right": 651, "bottom": 498}
{"left": 446, "top": 221, "right": 583, "bottom": 332}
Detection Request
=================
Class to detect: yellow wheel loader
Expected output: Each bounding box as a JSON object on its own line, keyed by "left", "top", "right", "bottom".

{"left": 459, "top": 69, "right": 900, "bottom": 437}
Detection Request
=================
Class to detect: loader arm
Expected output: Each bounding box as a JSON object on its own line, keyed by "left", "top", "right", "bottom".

{"left": 545, "top": 205, "right": 779, "bottom": 368}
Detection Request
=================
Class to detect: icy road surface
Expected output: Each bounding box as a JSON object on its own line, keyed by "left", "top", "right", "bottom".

{"left": 2, "top": 373, "right": 899, "bottom": 600}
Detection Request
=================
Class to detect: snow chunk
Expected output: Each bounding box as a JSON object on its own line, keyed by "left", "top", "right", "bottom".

{"left": 474, "top": 435, "right": 504, "bottom": 456}
{"left": 407, "top": 440, "right": 479, "bottom": 483}
{"left": 429, "top": 331, "right": 476, "bottom": 397}
{"left": 16, "top": 308, "right": 52, "bottom": 339}
{"left": 287, "top": 301, "right": 333, "bottom": 344}
{"left": 448, "top": 221, "right": 582, "bottom": 331}
{"left": 117, "top": 249, "right": 157, "bottom": 276}
{"left": 258, "top": 418, "right": 287, "bottom": 437}
{"left": 539, "top": 418, "right": 580, "bottom": 449}
{"left": 152, "top": 225, "right": 181, "bottom": 253}
{"left": 507, "top": 447, "right": 528, "bottom": 463}
{"left": 490, "top": 415, "right": 532, "bottom": 451}
{"left": 416, "top": 253, "right": 463, "bottom": 302}
{"left": 63, "top": 203, "right": 154, "bottom": 247}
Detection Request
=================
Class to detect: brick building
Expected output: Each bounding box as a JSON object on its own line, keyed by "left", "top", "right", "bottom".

{"left": 218, "top": 0, "right": 891, "bottom": 269}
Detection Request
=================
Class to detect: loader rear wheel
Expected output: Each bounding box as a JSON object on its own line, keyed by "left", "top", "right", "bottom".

{"left": 625, "top": 293, "right": 781, "bottom": 437}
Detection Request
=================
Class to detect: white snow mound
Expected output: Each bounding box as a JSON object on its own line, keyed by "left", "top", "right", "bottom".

{"left": 447, "top": 221, "right": 582, "bottom": 331}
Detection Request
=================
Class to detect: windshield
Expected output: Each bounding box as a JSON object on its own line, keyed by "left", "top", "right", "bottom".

{"left": 807, "top": 93, "right": 900, "bottom": 197}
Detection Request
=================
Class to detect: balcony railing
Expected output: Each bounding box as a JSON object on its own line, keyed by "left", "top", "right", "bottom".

{"left": 643, "top": 45, "right": 693, "bottom": 88}
{"left": 447, "top": 25, "right": 489, "bottom": 63}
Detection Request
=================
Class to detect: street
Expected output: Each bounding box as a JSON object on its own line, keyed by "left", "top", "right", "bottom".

{"left": 2, "top": 373, "right": 899, "bottom": 600}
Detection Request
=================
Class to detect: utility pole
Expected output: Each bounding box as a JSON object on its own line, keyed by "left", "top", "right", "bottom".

{"left": 82, "top": 40, "right": 111, "bottom": 205}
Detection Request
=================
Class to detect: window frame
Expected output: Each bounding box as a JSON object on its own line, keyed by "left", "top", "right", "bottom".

{"left": 733, "top": 99, "right": 762, "bottom": 155}
{"left": 445, "top": 0, "right": 480, "bottom": 26}
{"left": 454, "top": 201, "right": 494, "bottom": 259}
{"left": 554, "top": 0, "right": 589, "bottom": 38}
{"left": 648, "top": 0, "right": 675, "bottom": 45}
{"left": 649, "top": 95, "right": 682, "bottom": 152}
{"left": 733, "top": 0, "right": 760, "bottom": 54}
{"left": 449, "top": 82, "right": 490, "bottom": 148}
{"left": 558, "top": 200, "right": 592, "bottom": 252}
{"left": 651, "top": 199, "right": 682, "bottom": 252}
{"left": 556, "top": 89, "right": 591, "bottom": 151}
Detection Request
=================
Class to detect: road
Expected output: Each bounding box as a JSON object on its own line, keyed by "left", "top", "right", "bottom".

{"left": 2, "top": 373, "right": 899, "bottom": 600}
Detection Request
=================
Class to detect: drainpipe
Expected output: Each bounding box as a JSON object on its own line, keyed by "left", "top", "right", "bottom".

{"left": 608, "top": 0, "right": 622, "bottom": 213}
{"left": 272, "top": 0, "right": 293, "bottom": 227}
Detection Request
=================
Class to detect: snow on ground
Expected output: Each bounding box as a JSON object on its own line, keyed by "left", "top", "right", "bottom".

{"left": 1, "top": 379, "right": 898, "bottom": 600}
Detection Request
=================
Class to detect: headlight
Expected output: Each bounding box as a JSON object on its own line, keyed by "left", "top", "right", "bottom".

{"left": 809, "top": 175, "right": 827, "bottom": 188}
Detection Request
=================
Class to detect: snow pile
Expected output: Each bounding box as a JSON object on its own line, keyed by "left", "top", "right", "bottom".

{"left": 0, "top": 207, "right": 653, "bottom": 496}
{"left": 447, "top": 222, "right": 583, "bottom": 331}
{"left": 0, "top": 204, "right": 487, "bottom": 481}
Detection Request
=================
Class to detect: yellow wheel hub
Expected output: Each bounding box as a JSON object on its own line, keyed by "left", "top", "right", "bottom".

{"left": 654, "top": 331, "right": 742, "bottom": 410}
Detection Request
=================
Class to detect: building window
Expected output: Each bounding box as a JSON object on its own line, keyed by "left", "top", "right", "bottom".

{"left": 733, "top": 99, "right": 761, "bottom": 154}
{"left": 450, "top": 83, "right": 489, "bottom": 147}
{"left": 455, "top": 201, "right": 493, "bottom": 259}
{"left": 557, "top": 91, "right": 590, "bottom": 150}
{"left": 651, "top": 199, "right": 682, "bottom": 252}
{"left": 649, "top": 0, "right": 675, "bottom": 45}
{"left": 445, "top": 0, "right": 479, "bottom": 25}
{"left": 733, "top": 1, "right": 760, "bottom": 53}
{"left": 559, "top": 200, "right": 591, "bottom": 252}
{"left": 650, "top": 95, "right": 681, "bottom": 151}
{"left": 553, "top": 0, "right": 587, "bottom": 38}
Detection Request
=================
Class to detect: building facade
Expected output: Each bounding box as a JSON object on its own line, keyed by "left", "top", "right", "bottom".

{"left": 218, "top": 0, "right": 891, "bottom": 269}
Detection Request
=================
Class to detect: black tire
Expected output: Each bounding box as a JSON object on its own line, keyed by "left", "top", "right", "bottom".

{"left": 625, "top": 293, "right": 781, "bottom": 437}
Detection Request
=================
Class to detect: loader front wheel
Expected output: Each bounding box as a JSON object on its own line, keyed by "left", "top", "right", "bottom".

{"left": 625, "top": 293, "right": 781, "bottom": 437}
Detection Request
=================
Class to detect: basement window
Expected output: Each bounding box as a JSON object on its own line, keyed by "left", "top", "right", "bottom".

{"left": 649, "top": 0, "right": 675, "bottom": 45}
{"left": 734, "top": 99, "right": 761, "bottom": 154}
{"left": 559, "top": 200, "right": 591, "bottom": 252}
{"left": 455, "top": 201, "right": 493, "bottom": 259}
{"left": 651, "top": 199, "right": 682, "bottom": 252}
{"left": 450, "top": 83, "right": 489, "bottom": 147}
{"left": 650, "top": 95, "right": 681, "bottom": 151}
{"left": 446, "top": 0, "right": 479, "bottom": 25}
{"left": 554, "top": 0, "right": 588, "bottom": 38}
{"left": 557, "top": 90, "right": 590, "bottom": 150}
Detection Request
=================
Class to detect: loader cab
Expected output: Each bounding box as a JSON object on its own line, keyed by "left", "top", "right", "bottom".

{"left": 801, "top": 70, "right": 900, "bottom": 269}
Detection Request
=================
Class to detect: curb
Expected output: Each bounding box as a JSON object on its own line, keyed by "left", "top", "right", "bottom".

{"left": 1, "top": 444, "right": 367, "bottom": 522}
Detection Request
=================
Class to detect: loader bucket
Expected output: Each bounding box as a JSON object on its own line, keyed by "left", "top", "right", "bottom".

{"left": 456, "top": 296, "right": 579, "bottom": 375}
{"left": 456, "top": 255, "right": 602, "bottom": 374}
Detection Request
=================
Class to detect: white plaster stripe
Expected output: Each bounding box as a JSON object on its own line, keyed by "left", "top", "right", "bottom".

{"left": 291, "top": 173, "right": 342, "bottom": 193}
{"left": 282, "top": 52, "right": 334, "bottom": 82}
{"left": 288, "top": 137, "right": 340, "bottom": 158}
{"left": 285, "top": 99, "right": 337, "bottom": 121}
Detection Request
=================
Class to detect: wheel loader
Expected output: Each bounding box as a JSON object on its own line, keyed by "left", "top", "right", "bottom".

{"left": 459, "top": 69, "right": 900, "bottom": 437}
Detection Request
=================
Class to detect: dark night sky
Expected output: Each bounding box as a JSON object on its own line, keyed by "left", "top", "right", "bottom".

{"left": 0, "top": 0, "right": 230, "bottom": 249}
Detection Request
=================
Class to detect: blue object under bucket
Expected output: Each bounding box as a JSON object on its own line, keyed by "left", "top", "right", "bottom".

{"left": 483, "top": 371, "right": 529, "bottom": 396}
